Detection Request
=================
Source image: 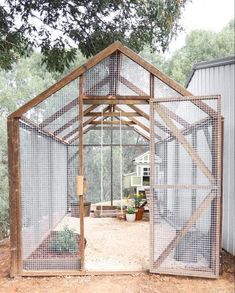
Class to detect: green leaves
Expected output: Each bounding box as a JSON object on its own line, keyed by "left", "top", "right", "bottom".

{"left": 49, "top": 226, "right": 78, "bottom": 253}
{"left": 1, "top": 0, "right": 188, "bottom": 72}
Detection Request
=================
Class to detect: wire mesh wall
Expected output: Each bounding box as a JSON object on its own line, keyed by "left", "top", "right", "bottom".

{"left": 19, "top": 77, "right": 82, "bottom": 271}
{"left": 150, "top": 96, "right": 222, "bottom": 278}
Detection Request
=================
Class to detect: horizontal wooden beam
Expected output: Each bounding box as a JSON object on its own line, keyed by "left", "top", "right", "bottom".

{"left": 90, "top": 120, "right": 135, "bottom": 125}
{"left": 85, "top": 111, "right": 140, "bottom": 117}
{"left": 83, "top": 99, "right": 148, "bottom": 105}
{"left": 83, "top": 95, "right": 149, "bottom": 100}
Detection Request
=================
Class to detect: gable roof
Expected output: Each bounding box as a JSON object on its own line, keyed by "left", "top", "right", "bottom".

{"left": 9, "top": 41, "right": 193, "bottom": 119}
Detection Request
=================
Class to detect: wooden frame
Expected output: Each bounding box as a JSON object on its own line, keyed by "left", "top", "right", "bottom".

{"left": 7, "top": 41, "right": 223, "bottom": 277}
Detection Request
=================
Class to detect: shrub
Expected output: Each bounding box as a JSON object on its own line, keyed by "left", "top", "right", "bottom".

{"left": 49, "top": 226, "right": 78, "bottom": 253}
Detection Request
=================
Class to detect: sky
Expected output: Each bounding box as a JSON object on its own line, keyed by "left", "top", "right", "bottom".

{"left": 168, "top": 0, "right": 234, "bottom": 54}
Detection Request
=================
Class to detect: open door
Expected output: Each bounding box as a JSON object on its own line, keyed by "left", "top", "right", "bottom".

{"left": 149, "top": 96, "right": 222, "bottom": 278}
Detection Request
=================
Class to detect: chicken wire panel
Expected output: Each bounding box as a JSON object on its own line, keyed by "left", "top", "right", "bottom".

{"left": 19, "top": 122, "right": 81, "bottom": 271}
{"left": 83, "top": 52, "right": 150, "bottom": 96}
{"left": 150, "top": 96, "right": 221, "bottom": 278}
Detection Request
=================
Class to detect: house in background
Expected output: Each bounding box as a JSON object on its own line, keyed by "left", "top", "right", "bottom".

{"left": 186, "top": 55, "right": 235, "bottom": 256}
{"left": 123, "top": 151, "right": 163, "bottom": 194}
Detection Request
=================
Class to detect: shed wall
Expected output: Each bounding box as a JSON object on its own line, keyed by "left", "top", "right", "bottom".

{"left": 187, "top": 62, "right": 235, "bottom": 255}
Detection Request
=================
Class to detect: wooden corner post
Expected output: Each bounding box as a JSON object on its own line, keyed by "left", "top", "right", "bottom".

{"left": 78, "top": 75, "right": 85, "bottom": 271}
{"left": 7, "top": 117, "right": 22, "bottom": 277}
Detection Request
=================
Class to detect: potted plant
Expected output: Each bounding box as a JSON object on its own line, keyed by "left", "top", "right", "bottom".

{"left": 126, "top": 207, "right": 136, "bottom": 222}
{"left": 128, "top": 193, "right": 144, "bottom": 220}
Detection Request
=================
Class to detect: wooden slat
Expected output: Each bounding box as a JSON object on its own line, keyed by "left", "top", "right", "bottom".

{"left": 90, "top": 120, "right": 135, "bottom": 125}
{"left": 85, "top": 111, "right": 140, "bottom": 117}
{"left": 154, "top": 191, "right": 215, "bottom": 268}
{"left": 155, "top": 103, "right": 215, "bottom": 182}
{"left": 9, "top": 41, "right": 122, "bottom": 118}
{"left": 83, "top": 95, "right": 149, "bottom": 100}
{"left": 83, "top": 99, "right": 148, "bottom": 105}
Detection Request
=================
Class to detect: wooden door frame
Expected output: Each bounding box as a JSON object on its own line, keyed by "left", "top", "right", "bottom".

{"left": 149, "top": 95, "right": 222, "bottom": 278}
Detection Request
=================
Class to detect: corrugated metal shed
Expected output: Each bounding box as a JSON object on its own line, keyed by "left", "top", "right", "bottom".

{"left": 186, "top": 55, "right": 235, "bottom": 255}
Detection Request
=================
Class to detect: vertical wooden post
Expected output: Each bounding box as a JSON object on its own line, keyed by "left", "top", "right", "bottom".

{"left": 149, "top": 73, "right": 155, "bottom": 271}
{"left": 7, "top": 117, "right": 22, "bottom": 276}
{"left": 79, "top": 75, "right": 85, "bottom": 271}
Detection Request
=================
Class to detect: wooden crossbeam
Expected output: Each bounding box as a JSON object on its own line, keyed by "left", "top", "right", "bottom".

{"left": 83, "top": 99, "right": 148, "bottom": 105}
{"left": 65, "top": 106, "right": 110, "bottom": 142}
{"left": 85, "top": 111, "right": 140, "bottom": 117}
{"left": 154, "top": 191, "right": 215, "bottom": 268}
{"left": 154, "top": 103, "right": 215, "bottom": 182}
{"left": 83, "top": 95, "right": 149, "bottom": 100}
{"left": 90, "top": 120, "right": 135, "bottom": 125}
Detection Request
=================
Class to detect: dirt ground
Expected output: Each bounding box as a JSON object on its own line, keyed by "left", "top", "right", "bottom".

{"left": 0, "top": 239, "right": 234, "bottom": 293}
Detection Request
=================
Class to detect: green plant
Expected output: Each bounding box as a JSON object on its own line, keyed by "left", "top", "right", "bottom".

{"left": 126, "top": 207, "right": 136, "bottom": 214}
{"left": 128, "top": 193, "right": 143, "bottom": 208}
{"left": 49, "top": 226, "right": 78, "bottom": 253}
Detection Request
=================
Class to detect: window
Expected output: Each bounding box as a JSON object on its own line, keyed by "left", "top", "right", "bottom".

{"left": 143, "top": 167, "right": 150, "bottom": 176}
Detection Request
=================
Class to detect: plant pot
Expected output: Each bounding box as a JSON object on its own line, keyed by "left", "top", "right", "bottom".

{"left": 136, "top": 207, "right": 144, "bottom": 221}
{"left": 71, "top": 202, "right": 91, "bottom": 217}
{"left": 126, "top": 213, "right": 136, "bottom": 222}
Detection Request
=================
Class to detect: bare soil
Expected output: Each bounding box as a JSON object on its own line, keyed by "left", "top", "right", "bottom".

{"left": 0, "top": 239, "right": 234, "bottom": 293}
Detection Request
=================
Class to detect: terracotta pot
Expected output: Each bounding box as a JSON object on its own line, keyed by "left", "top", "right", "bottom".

{"left": 135, "top": 207, "right": 144, "bottom": 221}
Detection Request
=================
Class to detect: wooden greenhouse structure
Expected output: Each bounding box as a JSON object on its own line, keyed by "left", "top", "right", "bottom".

{"left": 8, "top": 41, "right": 223, "bottom": 278}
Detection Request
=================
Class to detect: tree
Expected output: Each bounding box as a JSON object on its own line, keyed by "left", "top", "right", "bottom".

{"left": 0, "top": 0, "right": 188, "bottom": 72}
{"left": 165, "top": 19, "right": 235, "bottom": 85}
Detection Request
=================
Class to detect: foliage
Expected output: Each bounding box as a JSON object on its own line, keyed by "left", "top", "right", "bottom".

{"left": 126, "top": 207, "right": 136, "bottom": 214}
{"left": 165, "top": 19, "right": 235, "bottom": 85}
{"left": 49, "top": 226, "right": 78, "bottom": 253}
{"left": 128, "top": 193, "right": 143, "bottom": 208}
{"left": 0, "top": 0, "right": 188, "bottom": 72}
